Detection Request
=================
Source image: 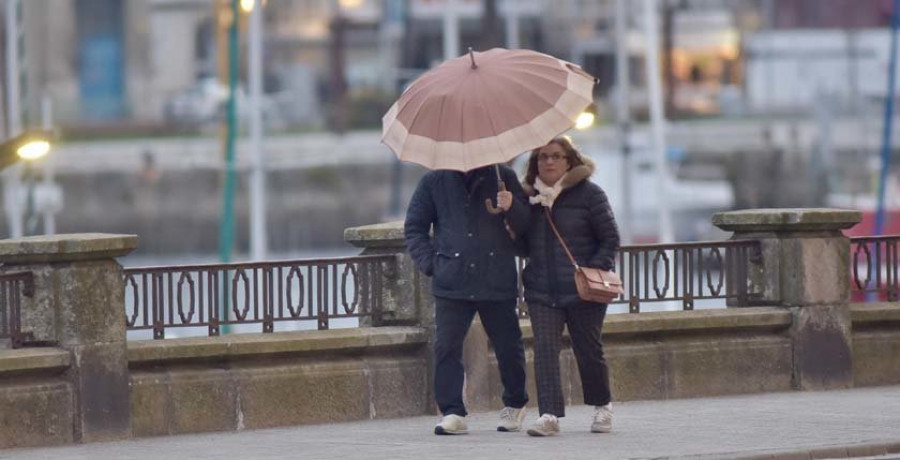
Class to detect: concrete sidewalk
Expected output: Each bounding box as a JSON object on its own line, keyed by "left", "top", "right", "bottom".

{"left": 4, "top": 386, "right": 900, "bottom": 460}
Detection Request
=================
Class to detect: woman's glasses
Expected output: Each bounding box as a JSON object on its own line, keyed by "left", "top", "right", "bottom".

{"left": 538, "top": 153, "right": 566, "bottom": 163}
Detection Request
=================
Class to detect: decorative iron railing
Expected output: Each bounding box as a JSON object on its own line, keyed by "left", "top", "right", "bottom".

{"left": 517, "top": 240, "right": 759, "bottom": 314}
{"left": 850, "top": 236, "right": 900, "bottom": 302}
{"left": 0, "top": 271, "right": 34, "bottom": 348}
{"left": 124, "top": 255, "right": 395, "bottom": 339}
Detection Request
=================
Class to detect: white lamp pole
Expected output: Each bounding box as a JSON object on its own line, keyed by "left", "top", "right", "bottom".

{"left": 614, "top": 0, "right": 633, "bottom": 244}
{"left": 3, "top": 0, "right": 23, "bottom": 238}
{"left": 642, "top": 0, "right": 674, "bottom": 243}
{"left": 41, "top": 94, "right": 56, "bottom": 235}
{"left": 504, "top": 0, "right": 520, "bottom": 49}
{"left": 443, "top": 0, "right": 460, "bottom": 60}
{"left": 248, "top": 0, "right": 267, "bottom": 260}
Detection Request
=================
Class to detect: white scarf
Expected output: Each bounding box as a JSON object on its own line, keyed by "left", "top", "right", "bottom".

{"left": 529, "top": 175, "right": 566, "bottom": 208}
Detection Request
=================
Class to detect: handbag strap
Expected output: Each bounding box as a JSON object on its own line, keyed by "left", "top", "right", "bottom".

{"left": 544, "top": 207, "right": 580, "bottom": 270}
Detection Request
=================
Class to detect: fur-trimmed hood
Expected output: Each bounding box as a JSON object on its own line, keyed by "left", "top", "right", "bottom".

{"left": 522, "top": 154, "right": 596, "bottom": 196}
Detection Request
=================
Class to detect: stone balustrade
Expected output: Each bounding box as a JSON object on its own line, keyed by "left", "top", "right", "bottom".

{"left": 1, "top": 209, "right": 900, "bottom": 450}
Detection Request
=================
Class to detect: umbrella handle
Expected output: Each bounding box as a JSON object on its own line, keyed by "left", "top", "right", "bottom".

{"left": 485, "top": 181, "right": 508, "bottom": 215}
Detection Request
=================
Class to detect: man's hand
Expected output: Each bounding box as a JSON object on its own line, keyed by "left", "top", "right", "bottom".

{"left": 497, "top": 191, "right": 513, "bottom": 212}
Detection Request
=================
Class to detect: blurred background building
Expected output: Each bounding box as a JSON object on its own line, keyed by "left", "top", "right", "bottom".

{"left": 1, "top": 0, "right": 898, "bottom": 256}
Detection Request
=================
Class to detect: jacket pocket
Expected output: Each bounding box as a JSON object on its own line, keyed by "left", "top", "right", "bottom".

{"left": 486, "top": 250, "right": 518, "bottom": 294}
{"left": 433, "top": 250, "right": 463, "bottom": 291}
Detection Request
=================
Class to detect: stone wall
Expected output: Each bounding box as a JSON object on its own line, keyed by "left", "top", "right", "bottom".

{"left": 851, "top": 303, "right": 900, "bottom": 387}
{"left": 463, "top": 308, "right": 794, "bottom": 412}
{"left": 0, "top": 349, "right": 73, "bottom": 449}
{"left": 1, "top": 303, "right": 899, "bottom": 447}
{"left": 128, "top": 327, "right": 429, "bottom": 437}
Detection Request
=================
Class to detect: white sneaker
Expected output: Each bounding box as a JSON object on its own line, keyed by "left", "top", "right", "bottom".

{"left": 591, "top": 405, "right": 613, "bottom": 433}
{"left": 497, "top": 406, "right": 527, "bottom": 432}
{"left": 526, "top": 413, "right": 560, "bottom": 437}
{"left": 434, "top": 414, "right": 468, "bottom": 435}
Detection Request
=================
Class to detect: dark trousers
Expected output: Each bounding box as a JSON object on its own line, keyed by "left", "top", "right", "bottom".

{"left": 529, "top": 302, "right": 611, "bottom": 417}
{"left": 433, "top": 297, "right": 528, "bottom": 417}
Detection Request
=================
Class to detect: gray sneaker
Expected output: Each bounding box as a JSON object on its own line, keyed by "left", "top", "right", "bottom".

{"left": 527, "top": 413, "right": 560, "bottom": 437}
{"left": 434, "top": 414, "right": 468, "bottom": 435}
{"left": 591, "top": 405, "right": 613, "bottom": 433}
{"left": 497, "top": 406, "right": 527, "bottom": 432}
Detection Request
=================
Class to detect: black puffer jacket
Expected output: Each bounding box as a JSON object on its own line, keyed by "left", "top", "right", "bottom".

{"left": 521, "top": 159, "right": 620, "bottom": 308}
{"left": 405, "top": 164, "right": 530, "bottom": 301}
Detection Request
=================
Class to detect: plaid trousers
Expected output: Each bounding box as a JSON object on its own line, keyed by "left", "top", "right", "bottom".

{"left": 529, "top": 302, "right": 611, "bottom": 417}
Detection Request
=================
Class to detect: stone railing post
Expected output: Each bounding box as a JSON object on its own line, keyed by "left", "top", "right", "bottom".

{"left": 0, "top": 233, "right": 137, "bottom": 442}
{"left": 712, "top": 209, "right": 861, "bottom": 391}
{"left": 344, "top": 221, "right": 433, "bottom": 329}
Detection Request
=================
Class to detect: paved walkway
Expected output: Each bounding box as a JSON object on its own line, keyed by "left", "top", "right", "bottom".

{"left": 4, "top": 386, "right": 900, "bottom": 460}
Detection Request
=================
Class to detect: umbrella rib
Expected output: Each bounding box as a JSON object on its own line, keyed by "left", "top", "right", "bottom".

{"left": 472, "top": 74, "right": 508, "bottom": 168}
{"left": 489, "top": 74, "right": 566, "bottom": 116}
{"left": 395, "top": 72, "right": 463, "bottom": 126}
{"left": 429, "top": 93, "right": 450, "bottom": 169}
{"left": 495, "top": 69, "right": 571, "bottom": 98}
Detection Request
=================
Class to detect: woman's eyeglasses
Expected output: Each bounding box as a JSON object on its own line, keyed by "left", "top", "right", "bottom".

{"left": 538, "top": 153, "right": 566, "bottom": 163}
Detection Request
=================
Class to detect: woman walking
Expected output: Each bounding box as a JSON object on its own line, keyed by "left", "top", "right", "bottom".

{"left": 520, "top": 136, "right": 620, "bottom": 437}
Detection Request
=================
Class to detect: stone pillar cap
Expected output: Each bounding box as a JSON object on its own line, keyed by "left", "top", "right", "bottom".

{"left": 344, "top": 221, "right": 405, "bottom": 249}
{"left": 0, "top": 233, "right": 138, "bottom": 264}
{"left": 712, "top": 208, "right": 862, "bottom": 233}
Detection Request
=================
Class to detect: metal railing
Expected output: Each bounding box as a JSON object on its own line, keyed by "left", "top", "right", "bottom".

{"left": 517, "top": 240, "right": 759, "bottom": 314}
{"left": 851, "top": 235, "right": 900, "bottom": 302}
{"left": 124, "top": 254, "right": 395, "bottom": 339}
{"left": 0, "top": 271, "right": 34, "bottom": 348}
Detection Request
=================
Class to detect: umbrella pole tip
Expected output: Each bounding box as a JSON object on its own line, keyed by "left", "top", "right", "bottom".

{"left": 468, "top": 47, "right": 477, "bottom": 69}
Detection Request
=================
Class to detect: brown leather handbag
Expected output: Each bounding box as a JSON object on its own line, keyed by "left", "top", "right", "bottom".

{"left": 544, "top": 208, "right": 624, "bottom": 304}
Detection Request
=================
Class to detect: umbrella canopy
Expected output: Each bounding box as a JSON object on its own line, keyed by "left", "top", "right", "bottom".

{"left": 382, "top": 48, "right": 596, "bottom": 172}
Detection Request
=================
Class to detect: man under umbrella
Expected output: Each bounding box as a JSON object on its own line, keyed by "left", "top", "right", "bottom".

{"left": 384, "top": 48, "right": 596, "bottom": 434}
{"left": 405, "top": 163, "right": 530, "bottom": 434}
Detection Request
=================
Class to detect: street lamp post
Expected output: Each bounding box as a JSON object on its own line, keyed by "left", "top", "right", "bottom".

{"left": 3, "top": 0, "right": 23, "bottom": 238}
{"left": 614, "top": 0, "right": 633, "bottom": 244}
{"left": 642, "top": 0, "right": 675, "bottom": 243}
{"left": 41, "top": 95, "right": 56, "bottom": 235}
{"left": 248, "top": 0, "right": 267, "bottom": 260}
{"left": 443, "top": 0, "right": 459, "bottom": 60}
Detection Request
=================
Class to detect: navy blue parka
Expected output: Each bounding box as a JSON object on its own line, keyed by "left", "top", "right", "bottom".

{"left": 404, "top": 164, "right": 530, "bottom": 301}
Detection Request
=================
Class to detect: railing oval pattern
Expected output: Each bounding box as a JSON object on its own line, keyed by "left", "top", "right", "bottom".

{"left": 341, "top": 263, "right": 360, "bottom": 314}
{"left": 652, "top": 249, "right": 670, "bottom": 299}
{"left": 286, "top": 266, "right": 305, "bottom": 317}
{"left": 125, "top": 273, "right": 140, "bottom": 327}
{"left": 231, "top": 269, "right": 251, "bottom": 321}
{"left": 850, "top": 236, "right": 900, "bottom": 302}
{"left": 176, "top": 272, "right": 196, "bottom": 324}
{"left": 124, "top": 255, "right": 392, "bottom": 339}
{"left": 853, "top": 242, "right": 872, "bottom": 291}
{"left": 706, "top": 247, "right": 725, "bottom": 297}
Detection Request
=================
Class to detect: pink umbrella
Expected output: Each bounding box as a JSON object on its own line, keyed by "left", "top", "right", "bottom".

{"left": 382, "top": 47, "right": 596, "bottom": 173}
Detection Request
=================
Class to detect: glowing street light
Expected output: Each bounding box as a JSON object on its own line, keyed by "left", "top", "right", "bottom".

{"left": 17, "top": 140, "right": 50, "bottom": 160}
{"left": 240, "top": 0, "right": 267, "bottom": 14}
{"left": 0, "top": 130, "right": 54, "bottom": 171}
{"left": 575, "top": 105, "right": 597, "bottom": 130}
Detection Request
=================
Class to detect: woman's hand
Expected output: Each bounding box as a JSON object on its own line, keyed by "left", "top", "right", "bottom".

{"left": 497, "top": 191, "right": 513, "bottom": 211}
